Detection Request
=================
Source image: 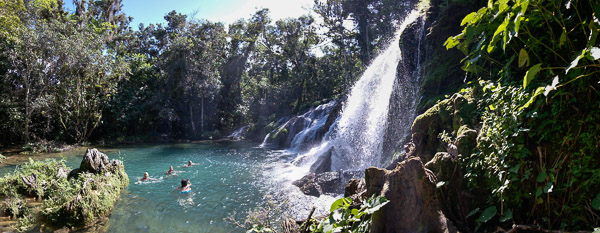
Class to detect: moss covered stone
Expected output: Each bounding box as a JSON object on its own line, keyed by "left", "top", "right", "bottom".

{"left": 411, "top": 91, "right": 478, "bottom": 163}
{"left": 0, "top": 149, "right": 128, "bottom": 232}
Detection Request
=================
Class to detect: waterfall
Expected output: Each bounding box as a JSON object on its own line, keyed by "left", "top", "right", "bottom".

{"left": 227, "top": 125, "right": 249, "bottom": 140}
{"left": 293, "top": 10, "right": 423, "bottom": 172}
{"left": 262, "top": 9, "right": 425, "bottom": 175}
{"left": 260, "top": 102, "right": 337, "bottom": 150}
{"left": 288, "top": 101, "right": 336, "bottom": 151}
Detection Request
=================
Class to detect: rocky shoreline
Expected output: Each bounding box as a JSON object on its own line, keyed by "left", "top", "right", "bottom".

{"left": 0, "top": 149, "right": 128, "bottom": 232}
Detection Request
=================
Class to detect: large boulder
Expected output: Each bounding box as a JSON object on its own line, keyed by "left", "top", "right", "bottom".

{"left": 366, "top": 157, "right": 456, "bottom": 233}
{"left": 309, "top": 149, "right": 333, "bottom": 173}
{"left": 80, "top": 148, "right": 110, "bottom": 173}
{"left": 293, "top": 173, "right": 321, "bottom": 197}
{"left": 292, "top": 171, "right": 343, "bottom": 197}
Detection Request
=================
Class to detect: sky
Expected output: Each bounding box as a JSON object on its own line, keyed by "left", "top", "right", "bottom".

{"left": 65, "top": 0, "right": 317, "bottom": 28}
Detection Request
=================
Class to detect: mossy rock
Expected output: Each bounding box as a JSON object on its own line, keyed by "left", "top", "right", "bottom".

{"left": 411, "top": 92, "right": 478, "bottom": 163}
{"left": 0, "top": 152, "right": 128, "bottom": 231}
{"left": 424, "top": 152, "right": 457, "bottom": 183}
{"left": 269, "top": 127, "right": 289, "bottom": 147}
{"left": 455, "top": 125, "right": 477, "bottom": 157}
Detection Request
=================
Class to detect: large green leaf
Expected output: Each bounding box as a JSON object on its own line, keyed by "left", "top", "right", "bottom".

{"left": 518, "top": 49, "right": 529, "bottom": 68}
{"left": 444, "top": 36, "right": 461, "bottom": 50}
{"left": 520, "top": 86, "right": 544, "bottom": 111}
{"left": 488, "top": 16, "right": 511, "bottom": 53}
{"left": 363, "top": 196, "right": 389, "bottom": 214}
{"left": 499, "top": 209, "right": 513, "bottom": 222}
{"left": 461, "top": 12, "right": 478, "bottom": 26}
{"left": 559, "top": 30, "right": 567, "bottom": 48}
{"left": 520, "top": 0, "right": 529, "bottom": 14}
{"left": 466, "top": 208, "right": 480, "bottom": 219}
{"left": 330, "top": 197, "right": 351, "bottom": 212}
{"left": 523, "top": 63, "right": 542, "bottom": 89}
{"left": 478, "top": 206, "right": 497, "bottom": 223}
{"left": 536, "top": 171, "right": 547, "bottom": 182}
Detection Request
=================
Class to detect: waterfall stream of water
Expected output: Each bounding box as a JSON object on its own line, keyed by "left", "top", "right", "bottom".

{"left": 297, "top": 10, "right": 423, "bottom": 172}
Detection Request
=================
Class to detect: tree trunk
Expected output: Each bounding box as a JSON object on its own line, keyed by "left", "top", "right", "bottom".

{"left": 201, "top": 97, "right": 205, "bottom": 133}
{"left": 189, "top": 103, "right": 196, "bottom": 135}
{"left": 24, "top": 81, "right": 31, "bottom": 143}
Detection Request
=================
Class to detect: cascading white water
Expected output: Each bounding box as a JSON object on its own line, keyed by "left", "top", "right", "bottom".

{"left": 227, "top": 125, "right": 249, "bottom": 140}
{"left": 288, "top": 101, "right": 336, "bottom": 151}
{"left": 297, "top": 10, "right": 422, "bottom": 172}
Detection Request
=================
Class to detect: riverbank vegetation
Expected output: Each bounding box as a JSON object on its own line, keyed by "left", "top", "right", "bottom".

{"left": 0, "top": 154, "right": 128, "bottom": 231}
{"left": 0, "top": 0, "right": 412, "bottom": 149}
{"left": 439, "top": 0, "right": 600, "bottom": 230}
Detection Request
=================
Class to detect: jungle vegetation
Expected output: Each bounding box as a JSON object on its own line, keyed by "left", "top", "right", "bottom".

{"left": 0, "top": 0, "right": 410, "bottom": 149}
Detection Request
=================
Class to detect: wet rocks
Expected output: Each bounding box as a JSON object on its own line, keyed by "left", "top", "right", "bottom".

{"left": 366, "top": 157, "right": 456, "bottom": 233}
{"left": 344, "top": 178, "right": 366, "bottom": 207}
{"left": 309, "top": 149, "right": 332, "bottom": 173}
{"left": 292, "top": 171, "right": 343, "bottom": 197}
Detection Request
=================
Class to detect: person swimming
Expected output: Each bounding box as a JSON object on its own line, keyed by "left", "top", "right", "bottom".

{"left": 165, "top": 166, "right": 183, "bottom": 175}
{"left": 183, "top": 160, "right": 198, "bottom": 167}
{"left": 175, "top": 179, "right": 192, "bottom": 193}
{"left": 136, "top": 172, "right": 158, "bottom": 184}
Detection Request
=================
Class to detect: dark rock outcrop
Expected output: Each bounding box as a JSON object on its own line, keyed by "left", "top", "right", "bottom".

{"left": 80, "top": 148, "right": 110, "bottom": 173}
{"left": 293, "top": 173, "right": 321, "bottom": 197}
{"left": 406, "top": 88, "right": 480, "bottom": 231}
{"left": 292, "top": 171, "right": 343, "bottom": 197}
{"left": 309, "top": 149, "right": 332, "bottom": 173}
{"left": 366, "top": 157, "right": 456, "bottom": 233}
{"left": 344, "top": 178, "right": 364, "bottom": 197}
{"left": 344, "top": 178, "right": 366, "bottom": 208}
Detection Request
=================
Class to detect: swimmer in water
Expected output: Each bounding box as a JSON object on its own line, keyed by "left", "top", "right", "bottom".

{"left": 136, "top": 172, "right": 158, "bottom": 184}
{"left": 183, "top": 160, "right": 198, "bottom": 167}
{"left": 175, "top": 179, "right": 192, "bottom": 193}
{"left": 165, "top": 166, "right": 183, "bottom": 175}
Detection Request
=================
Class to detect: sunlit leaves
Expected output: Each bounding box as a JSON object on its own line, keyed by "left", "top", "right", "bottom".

{"left": 518, "top": 49, "right": 529, "bottom": 67}
{"left": 523, "top": 63, "right": 542, "bottom": 89}
{"left": 447, "top": 0, "right": 600, "bottom": 229}
{"left": 315, "top": 196, "right": 388, "bottom": 233}
{"left": 559, "top": 29, "right": 567, "bottom": 48}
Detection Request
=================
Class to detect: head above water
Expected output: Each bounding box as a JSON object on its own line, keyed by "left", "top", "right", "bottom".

{"left": 188, "top": 160, "right": 192, "bottom": 165}
{"left": 169, "top": 166, "right": 173, "bottom": 171}
{"left": 143, "top": 172, "right": 149, "bottom": 178}
{"left": 181, "top": 179, "right": 189, "bottom": 187}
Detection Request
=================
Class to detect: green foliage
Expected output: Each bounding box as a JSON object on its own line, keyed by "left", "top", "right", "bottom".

{"left": 224, "top": 198, "right": 288, "bottom": 233}
{"left": 446, "top": 0, "right": 600, "bottom": 230}
{"left": 0, "top": 158, "right": 128, "bottom": 230}
{"left": 310, "top": 196, "right": 389, "bottom": 233}
{"left": 1, "top": 0, "right": 406, "bottom": 145}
